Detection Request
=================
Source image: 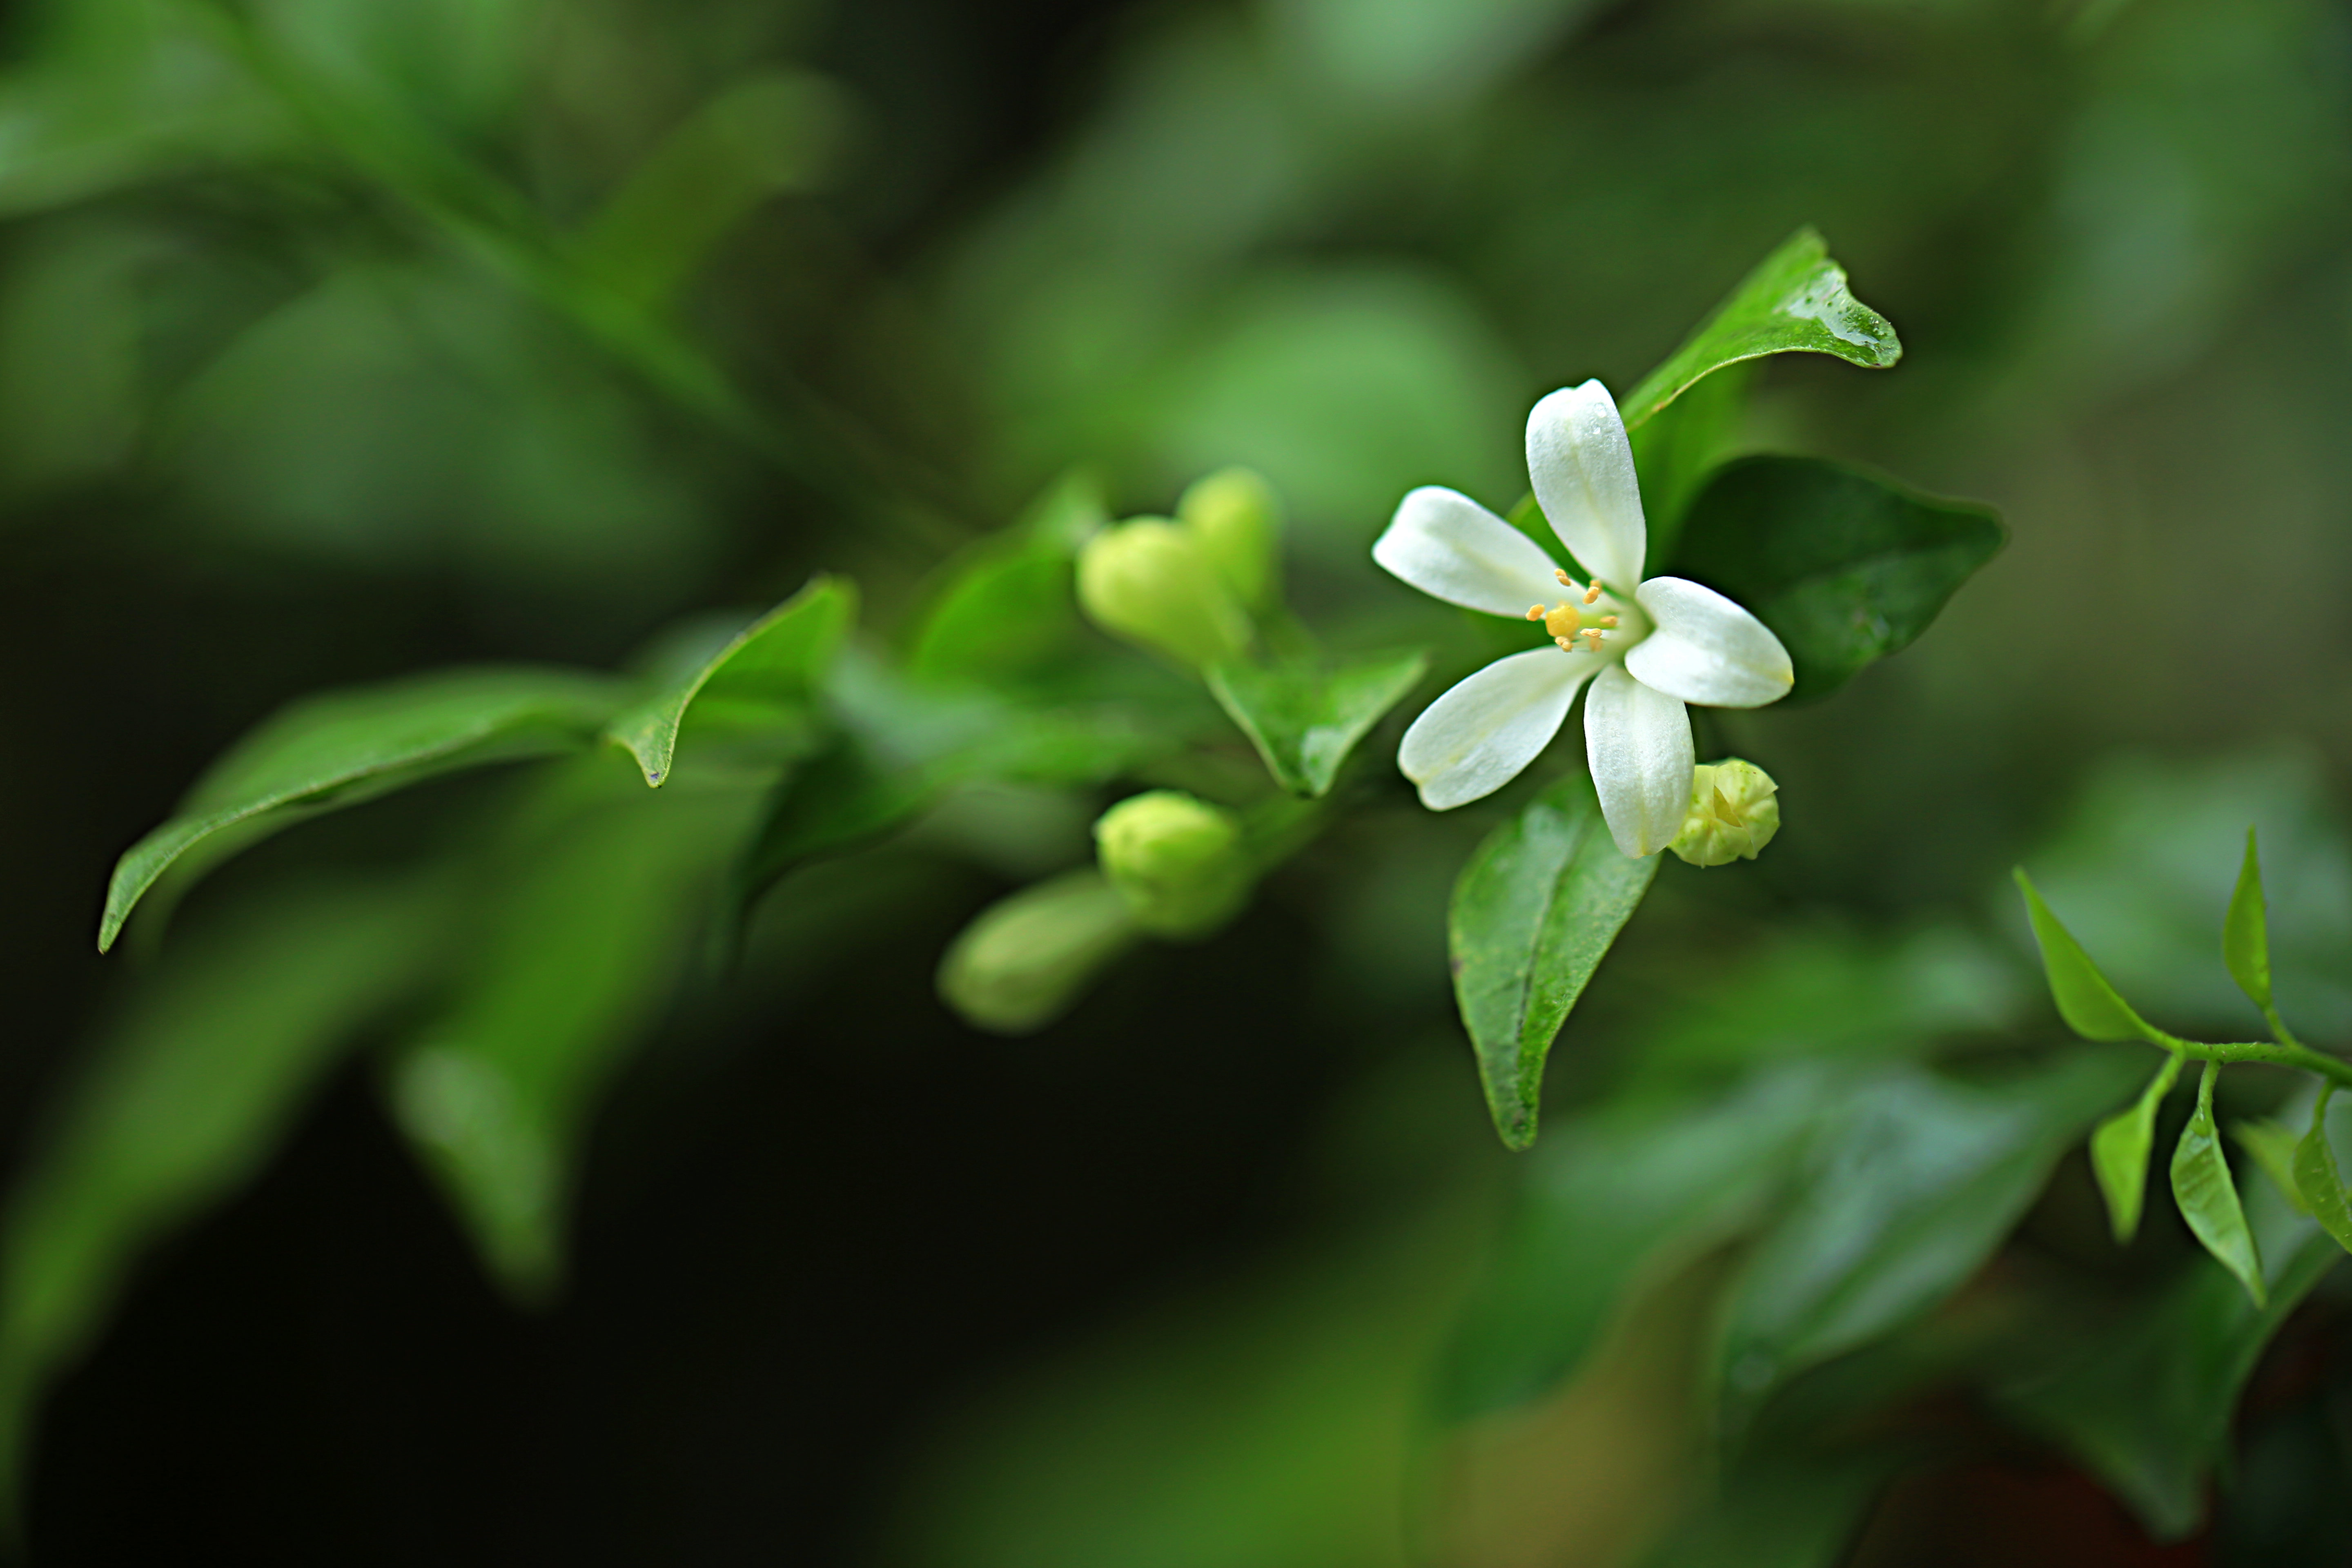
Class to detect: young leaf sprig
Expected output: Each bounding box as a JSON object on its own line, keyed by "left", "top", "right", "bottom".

{"left": 2016, "top": 829, "right": 2352, "bottom": 1300}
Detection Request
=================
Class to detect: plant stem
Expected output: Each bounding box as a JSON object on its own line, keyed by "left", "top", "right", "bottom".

{"left": 2165, "top": 1036, "right": 2352, "bottom": 1089}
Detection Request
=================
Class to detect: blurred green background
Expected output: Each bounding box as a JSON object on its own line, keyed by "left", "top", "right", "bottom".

{"left": 4, "top": 0, "right": 2351, "bottom": 1561}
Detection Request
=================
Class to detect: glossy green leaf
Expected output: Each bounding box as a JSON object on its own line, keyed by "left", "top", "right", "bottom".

{"left": 2223, "top": 825, "right": 2272, "bottom": 1011}
{"left": 906, "top": 473, "right": 1105, "bottom": 688}
{"left": 2001, "top": 1134, "right": 2339, "bottom": 1539}
{"left": 98, "top": 666, "right": 624, "bottom": 953}
{"left": 0, "top": 876, "right": 450, "bottom": 1516}
{"left": 386, "top": 764, "right": 760, "bottom": 1302}
{"left": 1618, "top": 227, "right": 1900, "bottom": 431}
{"left": 607, "top": 575, "right": 855, "bottom": 787}
{"left": 1670, "top": 457, "right": 2004, "bottom": 701}
{"left": 2232, "top": 1118, "right": 2309, "bottom": 1216}
{"left": 1448, "top": 773, "right": 1659, "bottom": 1150}
{"left": 2013, "top": 869, "right": 2160, "bottom": 1045}
{"left": 1627, "top": 359, "right": 1751, "bottom": 568}
{"left": 2171, "top": 1063, "right": 2265, "bottom": 1308}
{"left": 1206, "top": 649, "right": 1427, "bottom": 798}
{"left": 2293, "top": 1087, "right": 2352, "bottom": 1255}
{"left": 1437, "top": 1066, "right": 1826, "bottom": 1419}
{"left": 2090, "top": 1052, "right": 2184, "bottom": 1243}
{"left": 1715, "top": 1053, "right": 2143, "bottom": 1433}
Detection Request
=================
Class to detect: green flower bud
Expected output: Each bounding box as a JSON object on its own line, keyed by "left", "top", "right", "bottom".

{"left": 1077, "top": 518, "right": 1253, "bottom": 669}
{"left": 937, "top": 869, "right": 1138, "bottom": 1035}
{"left": 1094, "top": 789, "right": 1252, "bottom": 938}
{"left": 1669, "top": 759, "right": 1781, "bottom": 867}
{"left": 1177, "top": 467, "right": 1283, "bottom": 610}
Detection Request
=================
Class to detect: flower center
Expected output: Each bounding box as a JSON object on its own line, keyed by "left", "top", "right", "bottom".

{"left": 1525, "top": 569, "right": 1631, "bottom": 656}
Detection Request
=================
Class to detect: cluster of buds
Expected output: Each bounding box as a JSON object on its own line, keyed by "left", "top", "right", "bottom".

{"left": 1074, "top": 468, "right": 1282, "bottom": 669}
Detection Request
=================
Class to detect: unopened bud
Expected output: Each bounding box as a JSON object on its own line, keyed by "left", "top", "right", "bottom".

{"left": 1177, "top": 467, "right": 1283, "bottom": 610}
{"left": 1094, "top": 790, "right": 1252, "bottom": 938}
{"left": 1669, "top": 759, "right": 1781, "bottom": 867}
{"left": 937, "top": 870, "right": 1138, "bottom": 1034}
{"left": 1076, "top": 518, "right": 1252, "bottom": 669}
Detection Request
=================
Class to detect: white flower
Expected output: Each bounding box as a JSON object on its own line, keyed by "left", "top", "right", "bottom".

{"left": 1371, "top": 381, "right": 1794, "bottom": 857}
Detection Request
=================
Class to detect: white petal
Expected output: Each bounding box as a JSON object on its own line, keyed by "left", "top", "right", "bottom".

{"left": 1399, "top": 647, "right": 1592, "bottom": 810}
{"left": 1372, "top": 487, "right": 1564, "bottom": 618}
{"left": 1584, "top": 664, "right": 1693, "bottom": 858}
{"left": 1623, "top": 577, "right": 1795, "bottom": 708}
{"left": 1526, "top": 381, "right": 1645, "bottom": 592}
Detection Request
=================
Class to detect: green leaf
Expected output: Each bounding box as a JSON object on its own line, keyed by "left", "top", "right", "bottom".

{"left": 2293, "top": 1087, "right": 2352, "bottom": 1255}
{"left": 905, "top": 473, "right": 1105, "bottom": 688}
{"left": 2090, "top": 1052, "right": 2185, "bottom": 1243}
{"left": 1635, "top": 1451, "right": 1895, "bottom": 1568}
{"left": 97, "top": 666, "right": 625, "bottom": 953}
{"left": 606, "top": 575, "right": 855, "bottom": 787}
{"left": 2013, "top": 869, "right": 2162, "bottom": 1045}
{"left": 1618, "top": 227, "right": 1901, "bottom": 431}
{"left": 1627, "top": 359, "right": 1751, "bottom": 567}
{"left": 2224, "top": 825, "right": 2273, "bottom": 1011}
{"left": 574, "top": 69, "right": 844, "bottom": 311}
{"left": 1669, "top": 456, "right": 2004, "bottom": 702}
{"left": 1205, "top": 649, "right": 1427, "bottom": 798}
{"left": 1448, "top": 774, "right": 1659, "bottom": 1150}
{"left": 0, "top": 876, "right": 449, "bottom": 1517}
{"left": 385, "top": 764, "right": 760, "bottom": 1302}
{"left": 2232, "top": 1118, "right": 2310, "bottom": 1216}
{"left": 1437, "top": 1066, "right": 1826, "bottom": 1419}
{"left": 2000, "top": 1127, "right": 2339, "bottom": 1539}
{"left": 2171, "top": 1062, "right": 2265, "bottom": 1308}
{"left": 1715, "top": 1053, "right": 2145, "bottom": 1433}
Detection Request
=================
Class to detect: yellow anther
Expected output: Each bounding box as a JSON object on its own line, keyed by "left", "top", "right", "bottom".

{"left": 1553, "top": 636, "right": 1572, "bottom": 650}
{"left": 1554, "top": 568, "right": 1572, "bottom": 586}
{"left": 1583, "top": 584, "right": 1604, "bottom": 605}
{"left": 1525, "top": 605, "right": 1546, "bottom": 621}
{"left": 1583, "top": 629, "right": 1606, "bottom": 651}
{"left": 1597, "top": 615, "right": 1619, "bottom": 628}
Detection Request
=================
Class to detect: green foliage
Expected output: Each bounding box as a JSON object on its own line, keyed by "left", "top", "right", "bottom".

{"left": 1626, "top": 361, "right": 1751, "bottom": 568}
{"left": 1617, "top": 228, "right": 1901, "bottom": 431}
{"left": 607, "top": 575, "right": 856, "bottom": 787}
{"left": 1715, "top": 1053, "right": 2143, "bottom": 1433}
{"left": 2225, "top": 826, "right": 2274, "bottom": 1010}
{"left": 98, "top": 667, "right": 625, "bottom": 952}
{"left": 2171, "top": 1063, "right": 2265, "bottom": 1308}
{"left": 387, "top": 764, "right": 760, "bottom": 1302}
{"left": 1438, "top": 1068, "right": 1822, "bottom": 1419}
{"left": 2002, "top": 1155, "right": 2339, "bottom": 1539}
{"left": 1669, "top": 457, "right": 2005, "bottom": 702}
{"left": 2089, "top": 1053, "right": 2183, "bottom": 1243}
{"left": 906, "top": 475, "right": 1106, "bottom": 688}
{"left": 2013, "top": 869, "right": 2159, "bottom": 1045}
{"left": 2293, "top": 1088, "right": 2352, "bottom": 1256}
{"left": 1205, "top": 650, "right": 1427, "bottom": 798}
{"left": 0, "top": 876, "right": 451, "bottom": 1515}
{"left": 1447, "top": 774, "right": 1658, "bottom": 1150}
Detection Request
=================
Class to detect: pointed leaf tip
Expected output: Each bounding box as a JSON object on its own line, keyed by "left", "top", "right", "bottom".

{"left": 2172, "top": 1062, "right": 2266, "bottom": 1308}
{"left": 2223, "top": 826, "right": 2272, "bottom": 1011}
{"left": 2013, "top": 868, "right": 2156, "bottom": 1045}
{"left": 2091, "top": 1053, "right": 2184, "bottom": 1244}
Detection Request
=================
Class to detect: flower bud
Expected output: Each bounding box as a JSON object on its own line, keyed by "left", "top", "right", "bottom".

{"left": 937, "top": 869, "right": 1138, "bottom": 1034}
{"left": 1669, "top": 759, "right": 1781, "bottom": 867}
{"left": 1076, "top": 518, "right": 1253, "bottom": 669}
{"left": 1177, "top": 467, "right": 1283, "bottom": 610}
{"left": 1094, "top": 789, "right": 1252, "bottom": 938}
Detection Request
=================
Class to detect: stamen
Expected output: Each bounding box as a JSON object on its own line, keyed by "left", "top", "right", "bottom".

{"left": 1597, "top": 616, "right": 1619, "bottom": 628}
{"left": 1583, "top": 630, "right": 1606, "bottom": 652}
{"left": 1554, "top": 569, "right": 1572, "bottom": 586}
{"left": 1526, "top": 605, "right": 1546, "bottom": 621}
{"left": 1553, "top": 636, "right": 1573, "bottom": 650}
{"left": 1583, "top": 585, "right": 1604, "bottom": 605}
